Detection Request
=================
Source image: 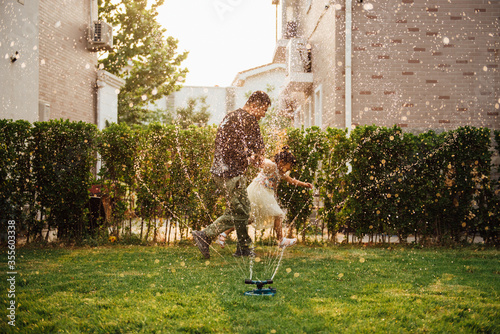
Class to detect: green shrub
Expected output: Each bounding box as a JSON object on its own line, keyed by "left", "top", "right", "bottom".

{"left": 31, "top": 119, "right": 97, "bottom": 241}
{"left": 0, "top": 120, "right": 36, "bottom": 240}
{"left": 1, "top": 117, "right": 498, "bottom": 245}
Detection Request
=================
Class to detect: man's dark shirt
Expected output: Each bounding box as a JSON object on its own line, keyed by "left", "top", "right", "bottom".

{"left": 210, "top": 108, "right": 264, "bottom": 178}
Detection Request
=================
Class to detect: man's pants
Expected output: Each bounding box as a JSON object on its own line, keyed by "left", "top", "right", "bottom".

{"left": 203, "top": 175, "right": 252, "bottom": 250}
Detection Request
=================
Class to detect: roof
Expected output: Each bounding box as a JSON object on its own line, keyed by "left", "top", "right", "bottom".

{"left": 231, "top": 63, "right": 286, "bottom": 87}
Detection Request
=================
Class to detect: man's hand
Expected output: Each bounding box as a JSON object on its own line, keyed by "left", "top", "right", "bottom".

{"left": 249, "top": 154, "right": 264, "bottom": 168}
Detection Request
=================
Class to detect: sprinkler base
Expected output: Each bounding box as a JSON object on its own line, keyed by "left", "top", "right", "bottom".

{"left": 244, "top": 287, "right": 277, "bottom": 296}
{"left": 244, "top": 279, "right": 276, "bottom": 296}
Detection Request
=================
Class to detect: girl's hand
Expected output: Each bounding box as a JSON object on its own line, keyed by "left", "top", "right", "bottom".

{"left": 304, "top": 182, "right": 313, "bottom": 189}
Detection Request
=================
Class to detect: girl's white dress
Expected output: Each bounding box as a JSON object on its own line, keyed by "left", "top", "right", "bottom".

{"left": 247, "top": 159, "right": 285, "bottom": 230}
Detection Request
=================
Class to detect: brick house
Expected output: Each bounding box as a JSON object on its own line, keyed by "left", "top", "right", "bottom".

{"left": 272, "top": 0, "right": 499, "bottom": 133}
{"left": 0, "top": 0, "right": 122, "bottom": 129}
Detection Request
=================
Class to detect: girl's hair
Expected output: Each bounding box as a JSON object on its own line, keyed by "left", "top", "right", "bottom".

{"left": 274, "top": 146, "right": 297, "bottom": 165}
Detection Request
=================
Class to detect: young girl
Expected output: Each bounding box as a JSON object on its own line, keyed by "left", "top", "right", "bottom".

{"left": 216, "top": 147, "right": 313, "bottom": 249}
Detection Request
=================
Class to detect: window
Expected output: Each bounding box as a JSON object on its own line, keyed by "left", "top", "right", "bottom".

{"left": 314, "top": 85, "right": 323, "bottom": 128}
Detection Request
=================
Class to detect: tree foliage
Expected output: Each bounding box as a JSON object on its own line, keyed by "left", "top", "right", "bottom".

{"left": 98, "top": 0, "right": 188, "bottom": 124}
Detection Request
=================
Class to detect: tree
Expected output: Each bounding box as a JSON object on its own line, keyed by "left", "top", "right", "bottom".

{"left": 144, "top": 96, "right": 211, "bottom": 128}
{"left": 173, "top": 96, "right": 211, "bottom": 128}
{"left": 98, "top": 0, "right": 188, "bottom": 124}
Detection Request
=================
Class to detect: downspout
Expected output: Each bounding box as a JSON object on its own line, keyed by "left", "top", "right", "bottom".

{"left": 345, "top": 0, "right": 353, "bottom": 174}
{"left": 345, "top": 0, "right": 352, "bottom": 135}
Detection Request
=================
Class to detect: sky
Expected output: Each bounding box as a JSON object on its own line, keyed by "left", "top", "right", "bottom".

{"left": 157, "top": 0, "right": 278, "bottom": 87}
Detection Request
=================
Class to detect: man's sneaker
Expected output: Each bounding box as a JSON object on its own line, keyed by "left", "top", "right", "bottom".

{"left": 192, "top": 230, "right": 211, "bottom": 259}
{"left": 232, "top": 247, "right": 255, "bottom": 258}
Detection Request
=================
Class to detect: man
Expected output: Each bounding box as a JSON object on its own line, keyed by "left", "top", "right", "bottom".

{"left": 192, "top": 91, "right": 271, "bottom": 259}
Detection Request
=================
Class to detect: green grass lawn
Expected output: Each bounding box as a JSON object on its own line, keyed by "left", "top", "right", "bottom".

{"left": 1, "top": 243, "right": 499, "bottom": 333}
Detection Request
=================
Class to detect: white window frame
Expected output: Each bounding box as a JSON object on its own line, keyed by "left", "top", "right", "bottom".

{"left": 314, "top": 84, "right": 323, "bottom": 128}
{"left": 306, "top": 99, "right": 313, "bottom": 128}
{"left": 294, "top": 106, "right": 302, "bottom": 128}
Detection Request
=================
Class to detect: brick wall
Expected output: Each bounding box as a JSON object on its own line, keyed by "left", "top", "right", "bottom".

{"left": 292, "top": 0, "right": 499, "bottom": 132}
{"left": 38, "top": 0, "right": 97, "bottom": 123}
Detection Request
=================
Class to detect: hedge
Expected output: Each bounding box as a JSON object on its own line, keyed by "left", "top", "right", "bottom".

{"left": 1, "top": 119, "right": 498, "bottom": 245}
{"left": 318, "top": 125, "right": 499, "bottom": 245}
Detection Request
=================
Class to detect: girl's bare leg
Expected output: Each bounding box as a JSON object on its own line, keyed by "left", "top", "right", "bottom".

{"left": 276, "top": 216, "right": 297, "bottom": 248}
{"left": 274, "top": 217, "right": 283, "bottom": 243}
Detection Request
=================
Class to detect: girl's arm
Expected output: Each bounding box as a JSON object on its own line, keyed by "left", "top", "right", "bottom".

{"left": 281, "top": 173, "right": 313, "bottom": 189}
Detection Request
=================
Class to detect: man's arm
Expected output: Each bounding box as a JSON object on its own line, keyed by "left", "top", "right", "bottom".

{"left": 248, "top": 152, "right": 265, "bottom": 168}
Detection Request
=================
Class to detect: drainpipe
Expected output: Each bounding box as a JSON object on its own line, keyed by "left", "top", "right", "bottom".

{"left": 345, "top": 0, "right": 353, "bottom": 174}
{"left": 345, "top": 0, "right": 352, "bottom": 136}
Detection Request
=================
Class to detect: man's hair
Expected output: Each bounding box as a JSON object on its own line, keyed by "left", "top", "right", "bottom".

{"left": 245, "top": 91, "right": 271, "bottom": 108}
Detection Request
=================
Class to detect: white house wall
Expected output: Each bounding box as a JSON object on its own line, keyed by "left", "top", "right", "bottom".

{"left": 0, "top": 0, "right": 40, "bottom": 122}
{"left": 232, "top": 68, "right": 286, "bottom": 111}
{"left": 164, "top": 86, "right": 229, "bottom": 125}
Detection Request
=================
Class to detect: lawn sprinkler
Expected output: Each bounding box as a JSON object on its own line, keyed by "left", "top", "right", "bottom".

{"left": 244, "top": 279, "right": 276, "bottom": 296}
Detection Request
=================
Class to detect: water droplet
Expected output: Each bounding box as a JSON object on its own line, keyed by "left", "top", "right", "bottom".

{"left": 363, "top": 3, "right": 374, "bottom": 10}
{"left": 443, "top": 37, "right": 450, "bottom": 44}
{"left": 55, "top": 21, "right": 61, "bottom": 28}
